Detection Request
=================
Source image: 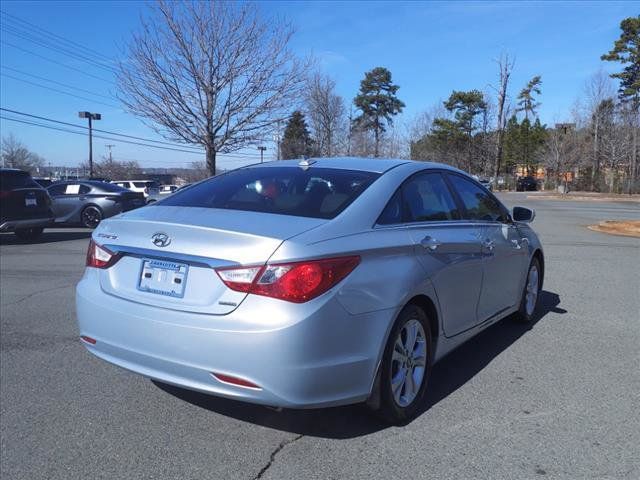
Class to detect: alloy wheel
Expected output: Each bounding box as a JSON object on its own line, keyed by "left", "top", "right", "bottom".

{"left": 525, "top": 265, "right": 539, "bottom": 316}
{"left": 82, "top": 207, "right": 102, "bottom": 229}
{"left": 390, "top": 319, "right": 427, "bottom": 407}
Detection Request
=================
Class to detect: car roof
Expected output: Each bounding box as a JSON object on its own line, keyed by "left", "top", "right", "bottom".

{"left": 244, "top": 157, "right": 461, "bottom": 174}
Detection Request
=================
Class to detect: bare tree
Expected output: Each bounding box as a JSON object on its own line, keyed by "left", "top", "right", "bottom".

{"left": 584, "top": 71, "right": 615, "bottom": 189}
{"left": 80, "top": 157, "right": 141, "bottom": 180}
{"left": 1, "top": 134, "right": 45, "bottom": 172}
{"left": 492, "top": 53, "right": 515, "bottom": 179}
{"left": 117, "top": 1, "right": 308, "bottom": 175}
{"left": 305, "top": 72, "right": 345, "bottom": 157}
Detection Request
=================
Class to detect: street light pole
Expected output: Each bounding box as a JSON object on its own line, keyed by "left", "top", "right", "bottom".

{"left": 79, "top": 111, "right": 101, "bottom": 178}
{"left": 257, "top": 146, "right": 267, "bottom": 163}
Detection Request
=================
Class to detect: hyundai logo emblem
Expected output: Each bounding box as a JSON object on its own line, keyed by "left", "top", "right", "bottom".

{"left": 151, "top": 232, "right": 171, "bottom": 248}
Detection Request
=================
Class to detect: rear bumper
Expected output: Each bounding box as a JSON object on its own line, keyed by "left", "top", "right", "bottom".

{"left": 76, "top": 268, "right": 394, "bottom": 408}
{"left": 0, "top": 216, "right": 53, "bottom": 232}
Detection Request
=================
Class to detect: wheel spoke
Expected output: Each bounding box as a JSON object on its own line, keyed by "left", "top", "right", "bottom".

{"left": 391, "top": 369, "right": 406, "bottom": 403}
{"left": 392, "top": 348, "right": 405, "bottom": 363}
{"left": 404, "top": 321, "right": 418, "bottom": 352}
{"left": 405, "top": 368, "right": 416, "bottom": 396}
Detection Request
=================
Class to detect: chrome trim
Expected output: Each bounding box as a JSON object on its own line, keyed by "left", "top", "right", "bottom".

{"left": 102, "top": 244, "right": 237, "bottom": 269}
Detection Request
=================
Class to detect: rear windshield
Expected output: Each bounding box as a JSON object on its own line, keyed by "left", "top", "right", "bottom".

{"left": 159, "top": 166, "right": 380, "bottom": 219}
{"left": 0, "top": 171, "right": 40, "bottom": 190}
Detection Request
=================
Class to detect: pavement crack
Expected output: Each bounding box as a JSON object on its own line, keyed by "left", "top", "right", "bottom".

{"left": 253, "top": 434, "right": 303, "bottom": 480}
{"left": 2, "top": 283, "right": 75, "bottom": 307}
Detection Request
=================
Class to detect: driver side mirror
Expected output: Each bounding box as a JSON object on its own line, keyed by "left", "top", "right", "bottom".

{"left": 512, "top": 206, "right": 535, "bottom": 223}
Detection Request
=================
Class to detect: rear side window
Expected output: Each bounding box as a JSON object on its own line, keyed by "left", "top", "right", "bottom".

{"left": 160, "top": 167, "right": 380, "bottom": 219}
{"left": 402, "top": 173, "right": 459, "bottom": 222}
{"left": 377, "top": 172, "right": 459, "bottom": 225}
{"left": 0, "top": 171, "right": 39, "bottom": 190}
{"left": 447, "top": 174, "right": 506, "bottom": 222}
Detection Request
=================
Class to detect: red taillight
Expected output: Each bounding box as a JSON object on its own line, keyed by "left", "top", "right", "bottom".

{"left": 86, "top": 239, "right": 120, "bottom": 269}
{"left": 216, "top": 256, "right": 360, "bottom": 303}
{"left": 80, "top": 335, "right": 96, "bottom": 345}
{"left": 212, "top": 372, "right": 261, "bottom": 390}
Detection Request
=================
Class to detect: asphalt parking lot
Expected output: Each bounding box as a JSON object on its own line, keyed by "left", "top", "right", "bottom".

{"left": 1, "top": 193, "right": 639, "bottom": 480}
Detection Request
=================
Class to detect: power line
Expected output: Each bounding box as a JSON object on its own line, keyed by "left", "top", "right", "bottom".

{"left": 1, "top": 108, "right": 201, "bottom": 152}
{"left": 0, "top": 116, "right": 205, "bottom": 155}
{"left": 1, "top": 41, "right": 115, "bottom": 84}
{"left": 1, "top": 23, "right": 117, "bottom": 74}
{"left": 1, "top": 66, "right": 115, "bottom": 101}
{"left": 0, "top": 115, "right": 261, "bottom": 161}
{"left": 0, "top": 108, "right": 264, "bottom": 159}
{"left": 0, "top": 73, "right": 120, "bottom": 108}
{"left": 0, "top": 9, "right": 111, "bottom": 61}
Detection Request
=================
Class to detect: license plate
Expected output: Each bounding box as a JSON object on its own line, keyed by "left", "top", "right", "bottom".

{"left": 25, "top": 197, "right": 37, "bottom": 207}
{"left": 138, "top": 259, "right": 188, "bottom": 298}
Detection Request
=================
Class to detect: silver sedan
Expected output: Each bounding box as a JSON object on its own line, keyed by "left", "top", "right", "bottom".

{"left": 76, "top": 158, "right": 544, "bottom": 423}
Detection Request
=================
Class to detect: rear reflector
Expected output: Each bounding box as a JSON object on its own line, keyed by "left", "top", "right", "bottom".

{"left": 211, "top": 372, "right": 261, "bottom": 390}
{"left": 80, "top": 335, "right": 96, "bottom": 345}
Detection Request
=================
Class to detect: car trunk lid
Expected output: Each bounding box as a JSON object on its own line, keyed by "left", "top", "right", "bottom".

{"left": 93, "top": 206, "right": 324, "bottom": 314}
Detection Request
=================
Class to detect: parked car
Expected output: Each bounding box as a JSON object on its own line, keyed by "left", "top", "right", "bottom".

{"left": 516, "top": 176, "right": 538, "bottom": 192}
{"left": 47, "top": 180, "right": 146, "bottom": 228}
{"left": 77, "top": 158, "right": 544, "bottom": 424}
{"left": 160, "top": 184, "right": 179, "bottom": 194}
{"left": 478, "top": 178, "right": 493, "bottom": 191}
{"left": 111, "top": 180, "right": 160, "bottom": 199}
{"left": 0, "top": 168, "right": 54, "bottom": 240}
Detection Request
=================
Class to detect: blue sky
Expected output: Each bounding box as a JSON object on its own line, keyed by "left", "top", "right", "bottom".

{"left": 0, "top": 0, "right": 637, "bottom": 169}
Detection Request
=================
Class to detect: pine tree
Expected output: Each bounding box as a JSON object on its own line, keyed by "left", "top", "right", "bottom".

{"left": 601, "top": 16, "right": 640, "bottom": 106}
{"left": 353, "top": 67, "right": 405, "bottom": 157}
{"left": 517, "top": 76, "right": 543, "bottom": 120}
{"left": 432, "top": 90, "right": 487, "bottom": 172}
{"left": 280, "top": 111, "right": 315, "bottom": 160}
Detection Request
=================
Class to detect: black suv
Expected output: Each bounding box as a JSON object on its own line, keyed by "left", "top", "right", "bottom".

{"left": 516, "top": 176, "right": 539, "bottom": 192}
{"left": 0, "top": 169, "right": 54, "bottom": 240}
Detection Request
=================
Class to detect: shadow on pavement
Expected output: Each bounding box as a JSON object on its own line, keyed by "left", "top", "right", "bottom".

{"left": 155, "top": 290, "right": 564, "bottom": 439}
{"left": 0, "top": 230, "right": 92, "bottom": 245}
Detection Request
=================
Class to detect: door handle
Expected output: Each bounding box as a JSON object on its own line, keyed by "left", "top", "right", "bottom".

{"left": 420, "top": 235, "right": 441, "bottom": 251}
{"left": 482, "top": 239, "right": 495, "bottom": 254}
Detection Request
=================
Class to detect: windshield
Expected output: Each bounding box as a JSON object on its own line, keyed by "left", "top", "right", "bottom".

{"left": 159, "top": 166, "right": 380, "bottom": 219}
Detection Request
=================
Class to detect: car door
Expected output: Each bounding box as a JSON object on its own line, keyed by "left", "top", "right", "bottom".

{"left": 383, "top": 171, "right": 484, "bottom": 337}
{"left": 445, "top": 173, "right": 528, "bottom": 323}
{"left": 48, "top": 183, "right": 86, "bottom": 223}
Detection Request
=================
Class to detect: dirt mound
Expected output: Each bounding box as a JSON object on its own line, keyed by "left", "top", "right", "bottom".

{"left": 588, "top": 221, "right": 640, "bottom": 238}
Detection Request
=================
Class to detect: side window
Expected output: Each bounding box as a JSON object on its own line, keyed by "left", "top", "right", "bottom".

{"left": 401, "top": 173, "right": 459, "bottom": 222}
{"left": 64, "top": 184, "right": 81, "bottom": 195}
{"left": 79, "top": 185, "right": 91, "bottom": 194}
{"left": 47, "top": 184, "right": 66, "bottom": 196}
{"left": 447, "top": 174, "right": 505, "bottom": 222}
{"left": 377, "top": 190, "right": 402, "bottom": 225}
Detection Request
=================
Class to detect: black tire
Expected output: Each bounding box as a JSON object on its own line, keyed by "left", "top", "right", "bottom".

{"left": 377, "top": 304, "right": 433, "bottom": 424}
{"left": 81, "top": 205, "right": 103, "bottom": 229}
{"left": 514, "top": 257, "right": 541, "bottom": 323}
{"left": 14, "top": 227, "right": 44, "bottom": 241}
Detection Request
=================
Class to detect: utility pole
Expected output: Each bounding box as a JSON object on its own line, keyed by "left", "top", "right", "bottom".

{"left": 105, "top": 144, "right": 115, "bottom": 162}
{"left": 257, "top": 146, "right": 267, "bottom": 163}
{"left": 273, "top": 120, "right": 282, "bottom": 161}
{"left": 78, "top": 111, "right": 101, "bottom": 178}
